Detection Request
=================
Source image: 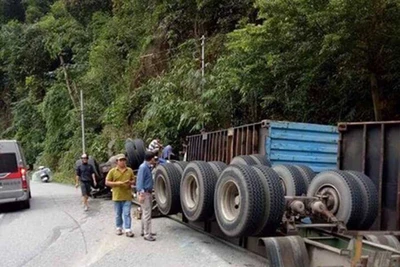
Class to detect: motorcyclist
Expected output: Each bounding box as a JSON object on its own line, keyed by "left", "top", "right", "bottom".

{"left": 39, "top": 166, "right": 50, "bottom": 182}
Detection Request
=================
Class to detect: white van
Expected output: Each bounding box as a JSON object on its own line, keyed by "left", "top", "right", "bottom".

{"left": 0, "top": 140, "right": 31, "bottom": 209}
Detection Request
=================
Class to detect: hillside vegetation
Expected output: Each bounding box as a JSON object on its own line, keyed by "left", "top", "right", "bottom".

{"left": 1, "top": 0, "right": 400, "bottom": 177}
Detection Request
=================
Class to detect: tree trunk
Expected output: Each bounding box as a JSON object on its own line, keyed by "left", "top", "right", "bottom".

{"left": 59, "top": 55, "right": 78, "bottom": 109}
{"left": 370, "top": 73, "right": 383, "bottom": 121}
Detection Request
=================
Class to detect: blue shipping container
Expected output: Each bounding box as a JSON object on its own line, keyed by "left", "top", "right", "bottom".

{"left": 266, "top": 121, "right": 339, "bottom": 172}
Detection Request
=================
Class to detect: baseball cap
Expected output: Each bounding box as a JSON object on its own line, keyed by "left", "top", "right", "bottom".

{"left": 117, "top": 154, "right": 126, "bottom": 160}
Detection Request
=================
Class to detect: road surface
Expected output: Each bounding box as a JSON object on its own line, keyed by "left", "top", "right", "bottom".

{"left": 0, "top": 182, "right": 267, "bottom": 267}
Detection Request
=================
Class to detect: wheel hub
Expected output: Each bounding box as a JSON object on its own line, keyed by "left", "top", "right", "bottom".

{"left": 318, "top": 186, "right": 340, "bottom": 214}
{"left": 220, "top": 181, "right": 240, "bottom": 221}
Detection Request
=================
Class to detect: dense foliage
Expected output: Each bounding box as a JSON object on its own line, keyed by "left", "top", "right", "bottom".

{"left": 1, "top": 0, "right": 400, "bottom": 177}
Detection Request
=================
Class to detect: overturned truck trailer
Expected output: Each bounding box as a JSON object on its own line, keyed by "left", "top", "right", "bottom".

{"left": 160, "top": 120, "right": 400, "bottom": 267}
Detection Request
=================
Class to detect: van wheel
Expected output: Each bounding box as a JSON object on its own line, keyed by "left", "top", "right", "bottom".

{"left": 21, "top": 199, "right": 30, "bottom": 209}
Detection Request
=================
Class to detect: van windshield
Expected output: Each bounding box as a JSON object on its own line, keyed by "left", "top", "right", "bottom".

{"left": 0, "top": 153, "right": 18, "bottom": 173}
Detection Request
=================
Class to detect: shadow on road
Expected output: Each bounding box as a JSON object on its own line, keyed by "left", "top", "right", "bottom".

{"left": 0, "top": 202, "right": 28, "bottom": 213}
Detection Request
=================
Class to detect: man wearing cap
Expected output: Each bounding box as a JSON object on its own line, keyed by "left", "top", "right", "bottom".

{"left": 75, "top": 154, "right": 97, "bottom": 211}
{"left": 106, "top": 154, "right": 135, "bottom": 237}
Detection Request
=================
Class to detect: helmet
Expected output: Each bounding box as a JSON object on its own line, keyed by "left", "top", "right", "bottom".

{"left": 39, "top": 166, "right": 45, "bottom": 170}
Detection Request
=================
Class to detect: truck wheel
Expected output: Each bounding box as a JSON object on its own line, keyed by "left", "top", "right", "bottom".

{"left": 208, "top": 161, "right": 227, "bottom": 178}
{"left": 249, "top": 154, "right": 272, "bottom": 167}
{"left": 307, "top": 170, "right": 363, "bottom": 229}
{"left": 272, "top": 165, "right": 307, "bottom": 196}
{"left": 154, "top": 163, "right": 182, "bottom": 215}
{"left": 251, "top": 165, "right": 285, "bottom": 236}
{"left": 260, "top": 236, "right": 310, "bottom": 267}
{"left": 214, "top": 165, "right": 265, "bottom": 237}
{"left": 230, "top": 155, "right": 257, "bottom": 166}
{"left": 293, "top": 165, "right": 316, "bottom": 188}
{"left": 133, "top": 139, "right": 145, "bottom": 165}
{"left": 125, "top": 139, "right": 137, "bottom": 169}
{"left": 181, "top": 161, "right": 218, "bottom": 221}
{"left": 346, "top": 171, "right": 378, "bottom": 230}
{"left": 173, "top": 161, "right": 189, "bottom": 175}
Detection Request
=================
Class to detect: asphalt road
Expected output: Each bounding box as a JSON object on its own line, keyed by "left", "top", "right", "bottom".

{"left": 0, "top": 182, "right": 267, "bottom": 267}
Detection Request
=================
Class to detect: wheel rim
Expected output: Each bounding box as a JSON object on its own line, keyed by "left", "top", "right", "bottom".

{"left": 317, "top": 185, "right": 340, "bottom": 214}
{"left": 156, "top": 176, "right": 167, "bottom": 204}
{"left": 183, "top": 174, "right": 199, "bottom": 210}
{"left": 220, "top": 181, "right": 240, "bottom": 221}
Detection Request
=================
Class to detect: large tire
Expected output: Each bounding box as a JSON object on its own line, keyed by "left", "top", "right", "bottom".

{"left": 307, "top": 170, "right": 363, "bottom": 229}
{"left": 173, "top": 161, "right": 189, "bottom": 175}
{"left": 249, "top": 154, "right": 272, "bottom": 167}
{"left": 125, "top": 139, "right": 137, "bottom": 169}
{"left": 125, "top": 139, "right": 145, "bottom": 170}
{"left": 346, "top": 171, "right": 379, "bottom": 230}
{"left": 180, "top": 161, "right": 218, "bottom": 221}
{"left": 293, "top": 165, "right": 316, "bottom": 188}
{"left": 230, "top": 155, "right": 257, "bottom": 166}
{"left": 154, "top": 163, "right": 182, "bottom": 215}
{"left": 260, "top": 236, "right": 310, "bottom": 267}
{"left": 133, "top": 139, "right": 146, "bottom": 165}
{"left": 272, "top": 165, "right": 307, "bottom": 196}
{"left": 208, "top": 161, "right": 227, "bottom": 178}
{"left": 214, "top": 165, "right": 266, "bottom": 237}
{"left": 251, "top": 165, "right": 285, "bottom": 236}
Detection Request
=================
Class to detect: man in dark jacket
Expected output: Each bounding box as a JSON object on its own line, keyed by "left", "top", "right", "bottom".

{"left": 75, "top": 154, "right": 97, "bottom": 211}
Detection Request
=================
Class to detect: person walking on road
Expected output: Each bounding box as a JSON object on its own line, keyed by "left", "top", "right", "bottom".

{"left": 137, "top": 151, "right": 157, "bottom": 241}
{"left": 105, "top": 154, "right": 135, "bottom": 237}
{"left": 75, "top": 154, "right": 97, "bottom": 211}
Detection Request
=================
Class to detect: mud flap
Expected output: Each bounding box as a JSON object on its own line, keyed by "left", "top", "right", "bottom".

{"left": 259, "top": 236, "right": 310, "bottom": 267}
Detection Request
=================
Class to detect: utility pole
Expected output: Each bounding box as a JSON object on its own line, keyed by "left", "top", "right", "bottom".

{"left": 201, "top": 35, "right": 205, "bottom": 79}
{"left": 201, "top": 35, "right": 205, "bottom": 130}
{"left": 80, "top": 89, "right": 86, "bottom": 154}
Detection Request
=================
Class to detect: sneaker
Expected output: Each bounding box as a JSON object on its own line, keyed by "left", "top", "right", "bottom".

{"left": 141, "top": 232, "right": 156, "bottom": 237}
{"left": 84, "top": 206, "right": 88, "bottom": 212}
{"left": 144, "top": 235, "right": 156, "bottom": 242}
{"left": 116, "top": 229, "right": 123, "bottom": 236}
{"left": 126, "top": 231, "right": 134, "bottom": 238}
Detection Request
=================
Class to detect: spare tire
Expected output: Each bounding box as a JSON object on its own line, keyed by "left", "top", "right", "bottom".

{"left": 173, "top": 161, "right": 189, "bottom": 175}
{"left": 293, "top": 165, "right": 316, "bottom": 188}
{"left": 180, "top": 161, "right": 218, "bottom": 221}
{"left": 125, "top": 138, "right": 146, "bottom": 170}
{"left": 251, "top": 165, "right": 285, "bottom": 236}
{"left": 230, "top": 155, "right": 257, "bottom": 166}
{"left": 249, "top": 154, "right": 272, "bottom": 167}
{"left": 125, "top": 139, "right": 136, "bottom": 169}
{"left": 272, "top": 165, "right": 307, "bottom": 196}
{"left": 214, "top": 164, "right": 266, "bottom": 237}
{"left": 133, "top": 139, "right": 146, "bottom": 164}
{"left": 154, "top": 163, "right": 182, "bottom": 215}
{"left": 346, "top": 171, "right": 378, "bottom": 230}
{"left": 208, "top": 161, "right": 227, "bottom": 178}
{"left": 307, "top": 170, "right": 363, "bottom": 229}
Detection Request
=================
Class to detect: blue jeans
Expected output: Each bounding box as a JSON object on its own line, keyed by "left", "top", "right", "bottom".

{"left": 114, "top": 201, "right": 132, "bottom": 231}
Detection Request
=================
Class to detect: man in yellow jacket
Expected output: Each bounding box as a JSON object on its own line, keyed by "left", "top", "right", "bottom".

{"left": 106, "top": 154, "right": 135, "bottom": 237}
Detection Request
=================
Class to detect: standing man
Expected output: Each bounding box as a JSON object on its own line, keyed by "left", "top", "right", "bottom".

{"left": 137, "top": 151, "right": 156, "bottom": 241}
{"left": 75, "top": 154, "right": 97, "bottom": 211}
{"left": 105, "top": 154, "right": 135, "bottom": 237}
